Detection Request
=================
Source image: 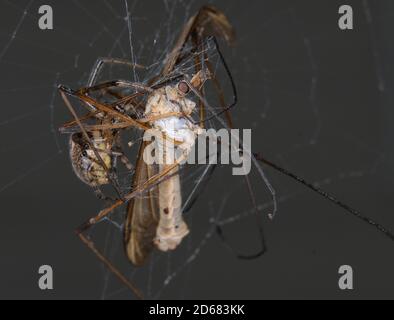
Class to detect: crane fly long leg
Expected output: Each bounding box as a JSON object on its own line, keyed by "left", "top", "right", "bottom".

{"left": 204, "top": 57, "right": 234, "bottom": 128}
{"left": 76, "top": 231, "right": 144, "bottom": 300}
{"left": 183, "top": 39, "right": 270, "bottom": 258}
{"left": 201, "top": 52, "right": 267, "bottom": 258}
{"left": 139, "top": 112, "right": 184, "bottom": 123}
{"left": 60, "top": 122, "right": 133, "bottom": 134}
{"left": 193, "top": 37, "right": 238, "bottom": 124}
{"left": 60, "top": 112, "right": 185, "bottom": 134}
{"left": 86, "top": 58, "right": 146, "bottom": 106}
{"left": 58, "top": 84, "right": 149, "bottom": 131}
{"left": 78, "top": 80, "right": 153, "bottom": 97}
{"left": 110, "top": 91, "right": 145, "bottom": 109}
{"left": 60, "top": 110, "right": 99, "bottom": 130}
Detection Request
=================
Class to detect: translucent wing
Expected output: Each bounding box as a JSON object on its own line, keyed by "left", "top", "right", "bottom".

{"left": 162, "top": 5, "right": 235, "bottom": 76}
{"left": 124, "top": 141, "right": 160, "bottom": 266}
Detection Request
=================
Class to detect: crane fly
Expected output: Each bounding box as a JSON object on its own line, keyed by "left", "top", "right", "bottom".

{"left": 58, "top": 5, "right": 394, "bottom": 299}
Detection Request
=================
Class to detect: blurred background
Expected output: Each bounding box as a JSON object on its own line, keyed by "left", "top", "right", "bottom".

{"left": 0, "top": 0, "right": 393, "bottom": 299}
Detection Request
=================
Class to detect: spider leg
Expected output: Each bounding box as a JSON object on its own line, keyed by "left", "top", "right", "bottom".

{"left": 88, "top": 57, "right": 145, "bottom": 86}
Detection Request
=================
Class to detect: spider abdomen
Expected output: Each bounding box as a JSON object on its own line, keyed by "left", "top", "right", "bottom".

{"left": 69, "top": 132, "right": 113, "bottom": 187}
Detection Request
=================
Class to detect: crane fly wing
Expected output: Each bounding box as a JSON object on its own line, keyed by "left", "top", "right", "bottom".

{"left": 193, "top": 5, "right": 235, "bottom": 44}
{"left": 124, "top": 141, "right": 160, "bottom": 266}
{"left": 162, "top": 5, "right": 235, "bottom": 76}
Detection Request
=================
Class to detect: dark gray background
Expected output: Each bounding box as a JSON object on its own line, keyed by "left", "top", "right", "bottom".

{"left": 0, "top": 0, "right": 394, "bottom": 300}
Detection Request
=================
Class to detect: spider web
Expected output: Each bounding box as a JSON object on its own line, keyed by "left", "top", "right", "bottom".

{"left": 1, "top": 0, "right": 394, "bottom": 299}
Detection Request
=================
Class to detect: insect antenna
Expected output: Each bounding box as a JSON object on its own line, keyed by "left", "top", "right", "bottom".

{"left": 254, "top": 153, "right": 394, "bottom": 242}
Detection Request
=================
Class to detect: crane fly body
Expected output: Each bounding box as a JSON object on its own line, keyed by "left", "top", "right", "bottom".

{"left": 125, "top": 71, "right": 209, "bottom": 264}
{"left": 144, "top": 71, "right": 208, "bottom": 156}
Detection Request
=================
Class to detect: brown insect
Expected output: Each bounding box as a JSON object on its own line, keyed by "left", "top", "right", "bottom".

{"left": 58, "top": 6, "right": 394, "bottom": 299}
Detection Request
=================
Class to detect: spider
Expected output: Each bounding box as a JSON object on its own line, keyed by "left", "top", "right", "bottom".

{"left": 58, "top": 6, "right": 394, "bottom": 299}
